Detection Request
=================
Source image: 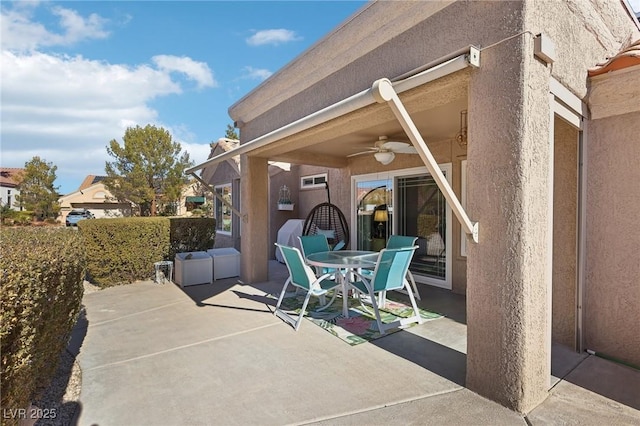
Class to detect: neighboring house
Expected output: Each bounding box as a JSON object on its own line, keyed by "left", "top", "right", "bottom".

{"left": 189, "top": 0, "right": 640, "bottom": 413}
{"left": 0, "top": 168, "right": 24, "bottom": 210}
{"left": 58, "top": 175, "right": 132, "bottom": 221}
{"left": 60, "top": 175, "right": 208, "bottom": 220}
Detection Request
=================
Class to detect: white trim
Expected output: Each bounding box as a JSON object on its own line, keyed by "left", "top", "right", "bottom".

{"left": 550, "top": 77, "right": 588, "bottom": 119}
{"left": 214, "top": 183, "right": 233, "bottom": 235}
{"left": 553, "top": 100, "right": 582, "bottom": 129}
{"left": 300, "top": 173, "right": 328, "bottom": 190}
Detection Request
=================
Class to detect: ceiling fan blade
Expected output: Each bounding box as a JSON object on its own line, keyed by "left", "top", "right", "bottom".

{"left": 380, "top": 141, "right": 410, "bottom": 151}
{"left": 347, "top": 150, "right": 376, "bottom": 158}
{"left": 394, "top": 145, "right": 418, "bottom": 154}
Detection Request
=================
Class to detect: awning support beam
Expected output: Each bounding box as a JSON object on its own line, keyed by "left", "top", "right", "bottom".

{"left": 189, "top": 172, "right": 245, "bottom": 222}
{"left": 371, "top": 78, "right": 479, "bottom": 243}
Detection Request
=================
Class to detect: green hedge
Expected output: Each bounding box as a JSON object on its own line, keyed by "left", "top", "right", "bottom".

{"left": 81, "top": 217, "right": 215, "bottom": 287}
{"left": 168, "top": 217, "right": 216, "bottom": 261}
{"left": 81, "top": 217, "right": 169, "bottom": 286}
{"left": 0, "top": 228, "right": 85, "bottom": 420}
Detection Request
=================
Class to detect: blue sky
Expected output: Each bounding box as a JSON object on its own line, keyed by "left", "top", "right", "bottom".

{"left": 1, "top": 0, "right": 367, "bottom": 194}
{"left": 2, "top": 1, "right": 639, "bottom": 195}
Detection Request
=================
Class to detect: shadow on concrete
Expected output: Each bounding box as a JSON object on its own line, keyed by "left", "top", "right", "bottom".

{"left": 373, "top": 329, "right": 467, "bottom": 386}
{"left": 178, "top": 279, "right": 239, "bottom": 306}
{"left": 413, "top": 285, "right": 467, "bottom": 325}
{"left": 552, "top": 345, "right": 640, "bottom": 411}
{"left": 33, "top": 308, "right": 88, "bottom": 426}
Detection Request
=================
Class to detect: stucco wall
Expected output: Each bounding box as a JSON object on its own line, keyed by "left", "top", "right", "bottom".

{"left": 527, "top": 0, "right": 639, "bottom": 98}
{"left": 586, "top": 81, "right": 640, "bottom": 368}
{"left": 552, "top": 118, "right": 578, "bottom": 349}
{"left": 268, "top": 167, "right": 300, "bottom": 259}
{"left": 230, "top": 0, "right": 640, "bottom": 411}
{"left": 466, "top": 28, "right": 552, "bottom": 412}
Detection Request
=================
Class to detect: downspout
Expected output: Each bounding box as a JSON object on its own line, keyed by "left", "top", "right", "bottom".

{"left": 577, "top": 123, "right": 587, "bottom": 353}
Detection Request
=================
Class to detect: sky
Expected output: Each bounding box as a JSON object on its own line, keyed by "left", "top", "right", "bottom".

{"left": 2, "top": 1, "right": 639, "bottom": 195}
{"left": 0, "top": 0, "right": 367, "bottom": 194}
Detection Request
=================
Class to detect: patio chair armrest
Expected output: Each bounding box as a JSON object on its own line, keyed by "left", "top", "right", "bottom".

{"left": 350, "top": 270, "right": 371, "bottom": 284}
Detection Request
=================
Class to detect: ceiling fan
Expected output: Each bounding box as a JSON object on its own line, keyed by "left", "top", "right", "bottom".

{"left": 347, "top": 136, "right": 418, "bottom": 165}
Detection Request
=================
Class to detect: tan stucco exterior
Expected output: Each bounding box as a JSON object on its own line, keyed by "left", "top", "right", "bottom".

{"left": 204, "top": 0, "right": 640, "bottom": 413}
{"left": 58, "top": 181, "right": 131, "bottom": 220}
{"left": 585, "top": 64, "right": 640, "bottom": 369}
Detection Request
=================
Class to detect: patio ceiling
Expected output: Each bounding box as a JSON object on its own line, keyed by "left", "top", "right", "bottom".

{"left": 248, "top": 70, "right": 470, "bottom": 168}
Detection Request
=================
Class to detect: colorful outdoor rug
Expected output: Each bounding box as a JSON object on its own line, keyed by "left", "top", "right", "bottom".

{"left": 271, "top": 292, "right": 442, "bottom": 345}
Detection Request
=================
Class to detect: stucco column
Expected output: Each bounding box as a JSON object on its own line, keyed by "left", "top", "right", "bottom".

{"left": 466, "top": 34, "right": 552, "bottom": 412}
{"left": 240, "top": 155, "right": 269, "bottom": 283}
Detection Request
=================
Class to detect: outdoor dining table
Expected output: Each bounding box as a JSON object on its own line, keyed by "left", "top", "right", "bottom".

{"left": 305, "top": 250, "right": 378, "bottom": 317}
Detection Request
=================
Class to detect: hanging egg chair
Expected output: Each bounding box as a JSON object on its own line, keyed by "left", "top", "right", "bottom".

{"left": 302, "top": 183, "right": 349, "bottom": 250}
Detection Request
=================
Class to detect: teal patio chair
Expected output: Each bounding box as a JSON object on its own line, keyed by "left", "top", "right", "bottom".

{"left": 274, "top": 243, "right": 341, "bottom": 331}
{"left": 360, "top": 235, "right": 421, "bottom": 305}
{"left": 298, "top": 235, "right": 336, "bottom": 276}
{"left": 386, "top": 235, "right": 421, "bottom": 301}
{"left": 349, "top": 246, "right": 422, "bottom": 335}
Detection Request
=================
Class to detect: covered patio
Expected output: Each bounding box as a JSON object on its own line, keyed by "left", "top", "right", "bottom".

{"left": 185, "top": 0, "right": 639, "bottom": 414}
{"left": 68, "top": 263, "right": 640, "bottom": 425}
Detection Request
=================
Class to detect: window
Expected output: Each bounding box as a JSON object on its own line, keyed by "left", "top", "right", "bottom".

{"left": 215, "top": 183, "right": 232, "bottom": 234}
{"left": 353, "top": 165, "right": 452, "bottom": 290}
{"left": 300, "top": 173, "right": 327, "bottom": 190}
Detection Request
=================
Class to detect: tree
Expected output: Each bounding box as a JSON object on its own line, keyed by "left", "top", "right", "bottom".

{"left": 225, "top": 124, "right": 239, "bottom": 140}
{"left": 104, "top": 125, "right": 194, "bottom": 216}
{"left": 14, "top": 156, "right": 60, "bottom": 220}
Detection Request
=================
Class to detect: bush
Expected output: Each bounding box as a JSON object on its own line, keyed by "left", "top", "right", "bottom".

{"left": 81, "top": 217, "right": 169, "bottom": 287}
{"left": 169, "top": 217, "right": 216, "bottom": 261}
{"left": 81, "top": 217, "right": 216, "bottom": 287}
{"left": 0, "top": 210, "right": 35, "bottom": 226}
{"left": 0, "top": 228, "right": 85, "bottom": 421}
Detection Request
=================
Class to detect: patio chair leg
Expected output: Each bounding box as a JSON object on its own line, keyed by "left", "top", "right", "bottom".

{"left": 407, "top": 271, "right": 421, "bottom": 301}
{"left": 295, "top": 292, "right": 314, "bottom": 331}
{"left": 404, "top": 280, "right": 423, "bottom": 325}
{"left": 367, "top": 291, "right": 387, "bottom": 335}
{"left": 315, "top": 289, "right": 338, "bottom": 312}
{"left": 275, "top": 279, "right": 290, "bottom": 312}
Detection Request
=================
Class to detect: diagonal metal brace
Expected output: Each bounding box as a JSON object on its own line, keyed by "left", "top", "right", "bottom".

{"left": 371, "top": 78, "right": 479, "bottom": 243}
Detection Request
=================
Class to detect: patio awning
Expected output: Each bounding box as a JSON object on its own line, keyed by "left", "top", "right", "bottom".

{"left": 186, "top": 196, "right": 205, "bottom": 203}
{"left": 187, "top": 46, "right": 480, "bottom": 241}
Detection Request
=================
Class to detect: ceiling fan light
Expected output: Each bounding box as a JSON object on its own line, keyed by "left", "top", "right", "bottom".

{"left": 374, "top": 151, "right": 395, "bottom": 165}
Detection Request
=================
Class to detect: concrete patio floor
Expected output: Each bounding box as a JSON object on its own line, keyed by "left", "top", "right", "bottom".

{"left": 71, "top": 261, "right": 640, "bottom": 425}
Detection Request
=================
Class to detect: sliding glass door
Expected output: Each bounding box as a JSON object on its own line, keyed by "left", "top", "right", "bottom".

{"left": 352, "top": 165, "right": 451, "bottom": 289}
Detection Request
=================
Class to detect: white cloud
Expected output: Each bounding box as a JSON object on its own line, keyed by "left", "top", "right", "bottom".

{"left": 0, "top": 3, "right": 217, "bottom": 194}
{"left": 1, "top": 3, "right": 109, "bottom": 51}
{"left": 241, "top": 66, "right": 273, "bottom": 81}
{"left": 246, "top": 29, "right": 301, "bottom": 46}
{"left": 152, "top": 55, "right": 217, "bottom": 89}
{"left": 0, "top": 49, "right": 216, "bottom": 193}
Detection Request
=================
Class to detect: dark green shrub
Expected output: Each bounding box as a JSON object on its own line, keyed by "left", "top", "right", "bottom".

{"left": 0, "top": 228, "right": 85, "bottom": 421}
{"left": 81, "top": 217, "right": 169, "bottom": 287}
{"left": 168, "top": 217, "right": 216, "bottom": 261}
